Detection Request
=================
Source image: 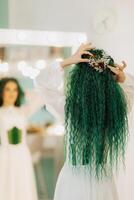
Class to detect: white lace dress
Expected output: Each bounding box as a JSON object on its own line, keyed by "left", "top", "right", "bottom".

{"left": 36, "top": 61, "right": 134, "bottom": 200}
{"left": 0, "top": 91, "right": 45, "bottom": 200}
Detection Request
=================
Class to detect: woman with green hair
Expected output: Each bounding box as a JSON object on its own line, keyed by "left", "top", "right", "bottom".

{"left": 36, "top": 43, "right": 134, "bottom": 200}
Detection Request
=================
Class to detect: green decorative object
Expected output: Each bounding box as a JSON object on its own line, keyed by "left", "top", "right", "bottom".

{"left": 8, "top": 127, "right": 22, "bottom": 145}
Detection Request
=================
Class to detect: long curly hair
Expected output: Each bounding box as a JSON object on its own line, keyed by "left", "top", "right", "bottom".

{"left": 65, "top": 49, "right": 128, "bottom": 178}
{"left": 0, "top": 77, "right": 24, "bottom": 107}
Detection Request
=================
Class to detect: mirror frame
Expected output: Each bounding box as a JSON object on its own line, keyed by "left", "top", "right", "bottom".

{"left": 0, "top": 29, "right": 87, "bottom": 52}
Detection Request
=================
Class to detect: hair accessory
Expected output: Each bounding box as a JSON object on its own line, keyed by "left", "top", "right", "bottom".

{"left": 88, "top": 52, "right": 111, "bottom": 73}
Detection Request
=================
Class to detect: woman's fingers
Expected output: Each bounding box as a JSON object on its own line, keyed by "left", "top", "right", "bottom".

{"left": 85, "top": 44, "right": 95, "bottom": 51}
{"left": 115, "top": 61, "right": 127, "bottom": 71}
{"left": 71, "top": 42, "right": 95, "bottom": 64}
{"left": 78, "top": 43, "right": 95, "bottom": 57}
{"left": 79, "top": 58, "right": 90, "bottom": 63}
{"left": 84, "top": 43, "right": 95, "bottom": 50}
{"left": 81, "top": 42, "right": 92, "bottom": 47}
{"left": 108, "top": 60, "right": 127, "bottom": 75}
{"left": 80, "top": 43, "right": 95, "bottom": 51}
{"left": 82, "top": 51, "right": 93, "bottom": 56}
{"left": 79, "top": 50, "right": 94, "bottom": 62}
{"left": 122, "top": 61, "right": 127, "bottom": 67}
{"left": 107, "top": 65, "right": 120, "bottom": 75}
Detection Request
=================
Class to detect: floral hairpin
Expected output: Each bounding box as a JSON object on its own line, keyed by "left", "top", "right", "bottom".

{"left": 88, "top": 52, "right": 111, "bottom": 73}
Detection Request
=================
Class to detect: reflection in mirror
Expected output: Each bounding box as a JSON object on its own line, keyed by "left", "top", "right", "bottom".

{"left": 0, "top": 44, "right": 70, "bottom": 200}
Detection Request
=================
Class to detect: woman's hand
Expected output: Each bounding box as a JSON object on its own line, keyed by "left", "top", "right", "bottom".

{"left": 108, "top": 61, "right": 127, "bottom": 83}
{"left": 61, "top": 43, "right": 95, "bottom": 68}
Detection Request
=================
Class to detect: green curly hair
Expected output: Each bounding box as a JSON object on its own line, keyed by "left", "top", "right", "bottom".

{"left": 65, "top": 49, "right": 128, "bottom": 178}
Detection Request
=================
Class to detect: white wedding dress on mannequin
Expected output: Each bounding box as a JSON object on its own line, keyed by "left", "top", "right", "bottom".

{"left": 36, "top": 61, "right": 134, "bottom": 200}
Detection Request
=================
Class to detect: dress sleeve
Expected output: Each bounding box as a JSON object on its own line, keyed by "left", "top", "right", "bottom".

{"left": 119, "top": 73, "right": 134, "bottom": 113}
{"left": 35, "top": 60, "right": 65, "bottom": 123}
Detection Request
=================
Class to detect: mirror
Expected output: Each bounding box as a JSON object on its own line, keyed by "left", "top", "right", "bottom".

{"left": 0, "top": 29, "right": 87, "bottom": 200}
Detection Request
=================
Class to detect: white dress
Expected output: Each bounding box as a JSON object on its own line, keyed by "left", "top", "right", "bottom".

{"left": 36, "top": 61, "right": 134, "bottom": 200}
{"left": 0, "top": 90, "right": 45, "bottom": 200}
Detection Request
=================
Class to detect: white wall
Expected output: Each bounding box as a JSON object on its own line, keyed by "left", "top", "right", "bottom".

{"left": 9, "top": 0, "right": 134, "bottom": 74}
{"left": 9, "top": 0, "right": 93, "bottom": 32}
